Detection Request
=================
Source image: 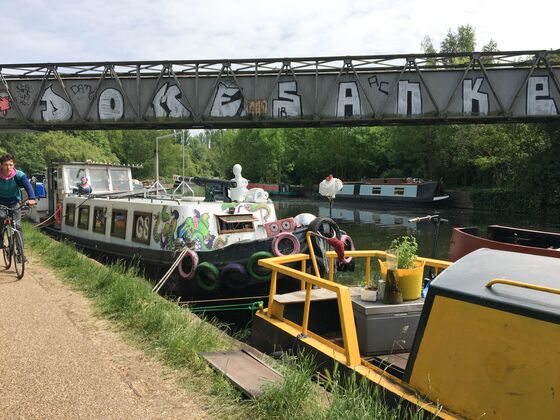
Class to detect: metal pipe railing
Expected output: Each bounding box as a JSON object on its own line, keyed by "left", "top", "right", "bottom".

{"left": 259, "top": 250, "right": 452, "bottom": 367}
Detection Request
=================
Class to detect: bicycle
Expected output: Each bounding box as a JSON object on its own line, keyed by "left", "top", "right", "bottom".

{"left": 0, "top": 203, "right": 28, "bottom": 279}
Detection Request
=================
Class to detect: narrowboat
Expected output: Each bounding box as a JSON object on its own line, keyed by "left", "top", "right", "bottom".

{"left": 27, "top": 161, "right": 337, "bottom": 300}
{"left": 337, "top": 178, "right": 449, "bottom": 204}
{"left": 251, "top": 246, "right": 560, "bottom": 418}
{"left": 448, "top": 224, "right": 560, "bottom": 261}
{"left": 247, "top": 182, "right": 304, "bottom": 197}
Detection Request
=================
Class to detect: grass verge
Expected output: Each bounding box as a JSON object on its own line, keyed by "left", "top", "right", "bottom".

{"left": 23, "top": 223, "right": 431, "bottom": 419}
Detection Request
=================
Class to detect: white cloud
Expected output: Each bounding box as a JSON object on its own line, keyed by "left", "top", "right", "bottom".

{"left": 1, "top": 0, "right": 558, "bottom": 64}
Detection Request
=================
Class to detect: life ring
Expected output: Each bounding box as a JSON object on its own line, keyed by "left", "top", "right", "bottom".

{"left": 247, "top": 251, "right": 274, "bottom": 281}
{"left": 194, "top": 262, "right": 220, "bottom": 291}
{"left": 177, "top": 249, "right": 199, "bottom": 280}
{"left": 339, "top": 234, "right": 355, "bottom": 264}
{"left": 220, "top": 263, "right": 250, "bottom": 290}
{"left": 272, "top": 232, "right": 300, "bottom": 256}
{"left": 55, "top": 202, "right": 63, "bottom": 225}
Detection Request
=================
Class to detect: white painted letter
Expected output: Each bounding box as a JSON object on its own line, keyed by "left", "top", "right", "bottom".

{"left": 152, "top": 83, "right": 190, "bottom": 118}
{"left": 463, "top": 78, "right": 488, "bottom": 115}
{"left": 272, "top": 81, "right": 302, "bottom": 117}
{"left": 336, "top": 82, "right": 361, "bottom": 118}
{"left": 99, "top": 88, "right": 124, "bottom": 120}
{"left": 40, "top": 86, "right": 73, "bottom": 122}
{"left": 210, "top": 81, "right": 246, "bottom": 117}
{"left": 397, "top": 81, "right": 422, "bottom": 116}
{"left": 527, "top": 76, "right": 558, "bottom": 115}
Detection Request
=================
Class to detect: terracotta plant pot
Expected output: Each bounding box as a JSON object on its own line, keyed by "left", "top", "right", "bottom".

{"left": 379, "top": 259, "right": 425, "bottom": 300}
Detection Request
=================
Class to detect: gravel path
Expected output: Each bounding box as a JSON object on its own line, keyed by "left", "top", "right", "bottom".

{"left": 0, "top": 254, "right": 209, "bottom": 419}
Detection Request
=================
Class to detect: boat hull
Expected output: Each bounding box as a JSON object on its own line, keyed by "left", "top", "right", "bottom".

{"left": 43, "top": 225, "right": 310, "bottom": 301}
{"left": 448, "top": 225, "right": 560, "bottom": 261}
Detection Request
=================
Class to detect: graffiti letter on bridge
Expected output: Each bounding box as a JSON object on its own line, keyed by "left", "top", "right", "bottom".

{"left": 40, "top": 86, "right": 73, "bottom": 122}
{"left": 152, "top": 83, "right": 191, "bottom": 118}
{"left": 527, "top": 76, "right": 558, "bottom": 115}
{"left": 463, "top": 78, "right": 488, "bottom": 115}
{"left": 336, "top": 82, "right": 361, "bottom": 118}
{"left": 397, "top": 81, "right": 422, "bottom": 116}
{"left": 273, "top": 81, "right": 302, "bottom": 117}
{"left": 99, "top": 88, "right": 124, "bottom": 120}
{"left": 210, "top": 81, "right": 246, "bottom": 117}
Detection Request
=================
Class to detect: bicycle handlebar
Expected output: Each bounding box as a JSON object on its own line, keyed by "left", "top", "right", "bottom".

{"left": 0, "top": 203, "right": 30, "bottom": 212}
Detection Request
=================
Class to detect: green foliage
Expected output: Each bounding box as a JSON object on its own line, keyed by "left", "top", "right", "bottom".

{"left": 389, "top": 235, "right": 418, "bottom": 269}
{"left": 321, "top": 366, "right": 426, "bottom": 419}
{"left": 1, "top": 114, "right": 559, "bottom": 215}
{"left": 422, "top": 24, "right": 499, "bottom": 65}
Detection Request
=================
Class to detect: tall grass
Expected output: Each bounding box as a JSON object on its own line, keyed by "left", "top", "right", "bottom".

{"left": 23, "top": 223, "right": 429, "bottom": 419}
{"left": 22, "top": 223, "right": 248, "bottom": 417}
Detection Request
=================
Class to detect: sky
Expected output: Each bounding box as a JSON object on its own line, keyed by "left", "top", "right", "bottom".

{"left": 2, "top": 0, "right": 559, "bottom": 64}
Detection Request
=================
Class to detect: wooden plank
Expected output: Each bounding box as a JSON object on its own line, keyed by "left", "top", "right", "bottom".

{"left": 200, "top": 349, "right": 283, "bottom": 398}
{"left": 375, "top": 352, "right": 410, "bottom": 370}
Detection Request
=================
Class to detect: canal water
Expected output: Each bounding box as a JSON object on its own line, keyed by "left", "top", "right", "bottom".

{"left": 275, "top": 198, "right": 560, "bottom": 261}
{"left": 196, "top": 198, "right": 560, "bottom": 330}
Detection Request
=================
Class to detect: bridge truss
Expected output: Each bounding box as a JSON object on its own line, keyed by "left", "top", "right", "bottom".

{"left": 0, "top": 50, "right": 559, "bottom": 130}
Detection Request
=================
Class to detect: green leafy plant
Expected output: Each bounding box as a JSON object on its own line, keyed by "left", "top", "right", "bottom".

{"left": 360, "top": 277, "right": 377, "bottom": 290}
{"left": 389, "top": 235, "right": 418, "bottom": 269}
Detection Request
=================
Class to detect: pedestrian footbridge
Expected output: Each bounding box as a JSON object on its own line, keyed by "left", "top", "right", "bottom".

{"left": 0, "top": 50, "right": 559, "bottom": 130}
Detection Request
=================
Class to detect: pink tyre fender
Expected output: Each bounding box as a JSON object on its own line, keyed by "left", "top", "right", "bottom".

{"left": 272, "top": 232, "right": 301, "bottom": 256}
{"left": 339, "top": 234, "right": 355, "bottom": 264}
{"left": 177, "top": 249, "right": 199, "bottom": 279}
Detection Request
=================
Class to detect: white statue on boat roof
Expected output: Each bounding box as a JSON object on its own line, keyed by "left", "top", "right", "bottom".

{"left": 319, "top": 174, "right": 343, "bottom": 199}
{"left": 229, "top": 164, "right": 269, "bottom": 203}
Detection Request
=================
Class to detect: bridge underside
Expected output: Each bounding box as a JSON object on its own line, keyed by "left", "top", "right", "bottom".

{"left": 1, "top": 50, "right": 559, "bottom": 131}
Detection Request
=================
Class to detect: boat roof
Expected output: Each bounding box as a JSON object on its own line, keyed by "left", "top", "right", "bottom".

{"left": 431, "top": 248, "right": 560, "bottom": 322}
{"left": 52, "top": 161, "right": 138, "bottom": 168}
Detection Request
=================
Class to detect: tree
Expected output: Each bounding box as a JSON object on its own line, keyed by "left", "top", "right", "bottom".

{"left": 423, "top": 25, "right": 499, "bottom": 65}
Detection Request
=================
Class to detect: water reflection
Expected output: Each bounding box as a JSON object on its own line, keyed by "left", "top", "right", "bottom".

{"left": 275, "top": 198, "right": 560, "bottom": 261}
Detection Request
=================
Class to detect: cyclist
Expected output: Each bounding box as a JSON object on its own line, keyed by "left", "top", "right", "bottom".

{"left": 0, "top": 154, "right": 37, "bottom": 253}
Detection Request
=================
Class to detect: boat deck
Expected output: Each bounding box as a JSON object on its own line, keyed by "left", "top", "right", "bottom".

{"left": 273, "top": 287, "right": 412, "bottom": 377}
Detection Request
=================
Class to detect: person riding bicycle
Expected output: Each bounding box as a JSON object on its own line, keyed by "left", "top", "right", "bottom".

{"left": 0, "top": 154, "right": 37, "bottom": 248}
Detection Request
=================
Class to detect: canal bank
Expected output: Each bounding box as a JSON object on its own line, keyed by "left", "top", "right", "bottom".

{"left": 10, "top": 223, "right": 422, "bottom": 419}
{"left": 0, "top": 252, "right": 210, "bottom": 419}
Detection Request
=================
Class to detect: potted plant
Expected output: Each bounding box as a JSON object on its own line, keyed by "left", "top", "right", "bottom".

{"left": 360, "top": 277, "right": 378, "bottom": 302}
{"left": 379, "top": 235, "right": 425, "bottom": 301}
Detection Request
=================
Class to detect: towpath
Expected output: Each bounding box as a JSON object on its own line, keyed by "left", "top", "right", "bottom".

{"left": 0, "top": 254, "right": 209, "bottom": 419}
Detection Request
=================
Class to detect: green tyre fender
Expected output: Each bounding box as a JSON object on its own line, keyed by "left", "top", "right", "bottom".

{"left": 194, "top": 262, "right": 220, "bottom": 291}
{"left": 247, "top": 251, "right": 274, "bottom": 281}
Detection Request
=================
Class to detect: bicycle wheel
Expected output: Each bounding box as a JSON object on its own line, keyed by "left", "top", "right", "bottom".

{"left": 12, "top": 230, "right": 24, "bottom": 279}
{"left": 2, "top": 227, "right": 12, "bottom": 269}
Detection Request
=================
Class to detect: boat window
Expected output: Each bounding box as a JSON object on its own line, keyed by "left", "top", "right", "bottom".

{"left": 216, "top": 214, "right": 255, "bottom": 234}
{"left": 110, "top": 168, "right": 131, "bottom": 192}
{"left": 65, "top": 203, "right": 76, "bottom": 226}
{"left": 111, "top": 209, "right": 128, "bottom": 239}
{"left": 394, "top": 187, "right": 405, "bottom": 196}
{"left": 78, "top": 206, "right": 90, "bottom": 230}
{"left": 132, "top": 212, "right": 151, "bottom": 244}
{"left": 89, "top": 168, "right": 110, "bottom": 192}
{"left": 93, "top": 207, "right": 107, "bottom": 234}
{"left": 65, "top": 167, "right": 86, "bottom": 193}
{"left": 372, "top": 187, "right": 381, "bottom": 195}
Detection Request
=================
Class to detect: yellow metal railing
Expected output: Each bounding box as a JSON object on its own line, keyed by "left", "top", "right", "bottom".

{"left": 486, "top": 278, "right": 560, "bottom": 295}
{"left": 260, "top": 253, "right": 361, "bottom": 366}
{"left": 258, "top": 250, "right": 452, "bottom": 367}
